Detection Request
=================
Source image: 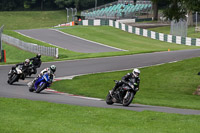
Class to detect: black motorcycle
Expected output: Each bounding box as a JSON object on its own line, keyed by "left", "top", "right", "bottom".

{"left": 106, "top": 80, "right": 138, "bottom": 106}
{"left": 27, "top": 62, "right": 37, "bottom": 77}
{"left": 7, "top": 65, "right": 24, "bottom": 85}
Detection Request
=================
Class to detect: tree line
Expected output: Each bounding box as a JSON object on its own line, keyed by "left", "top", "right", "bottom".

{"left": 0, "top": 0, "right": 117, "bottom": 11}
{"left": 152, "top": 0, "right": 200, "bottom": 22}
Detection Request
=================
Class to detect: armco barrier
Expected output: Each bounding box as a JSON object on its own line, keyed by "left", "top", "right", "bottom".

{"left": 79, "top": 19, "right": 200, "bottom": 46}
{"left": 2, "top": 34, "right": 59, "bottom": 58}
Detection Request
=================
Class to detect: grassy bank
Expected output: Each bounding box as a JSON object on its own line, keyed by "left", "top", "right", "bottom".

{"left": 51, "top": 57, "right": 200, "bottom": 110}
{"left": 0, "top": 10, "right": 69, "bottom": 30}
{"left": 149, "top": 26, "right": 200, "bottom": 38}
{"left": 1, "top": 98, "right": 200, "bottom": 133}
{"left": 0, "top": 42, "right": 54, "bottom": 64}
{"left": 3, "top": 30, "right": 83, "bottom": 61}
{"left": 59, "top": 26, "right": 199, "bottom": 52}
{"left": 1, "top": 10, "right": 199, "bottom": 64}
{"left": 3, "top": 26, "right": 200, "bottom": 65}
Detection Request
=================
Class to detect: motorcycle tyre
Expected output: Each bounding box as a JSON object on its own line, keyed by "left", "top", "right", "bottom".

{"left": 122, "top": 91, "right": 134, "bottom": 106}
{"left": 8, "top": 74, "right": 19, "bottom": 85}
{"left": 36, "top": 83, "right": 46, "bottom": 93}
{"left": 29, "top": 86, "right": 35, "bottom": 92}
{"left": 106, "top": 92, "right": 114, "bottom": 105}
{"left": 33, "top": 69, "right": 37, "bottom": 74}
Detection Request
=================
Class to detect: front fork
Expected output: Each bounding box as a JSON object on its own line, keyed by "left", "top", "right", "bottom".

{"left": 124, "top": 91, "right": 130, "bottom": 100}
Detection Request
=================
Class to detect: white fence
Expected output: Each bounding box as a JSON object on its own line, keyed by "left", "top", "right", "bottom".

{"left": 2, "top": 34, "right": 58, "bottom": 58}
{"left": 170, "top": 20, "right": 187, "bottom": 37}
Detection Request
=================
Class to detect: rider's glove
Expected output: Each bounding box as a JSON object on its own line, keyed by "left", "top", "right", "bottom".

{"left": 135, "top": 88, "right": 139, "bottom": 91}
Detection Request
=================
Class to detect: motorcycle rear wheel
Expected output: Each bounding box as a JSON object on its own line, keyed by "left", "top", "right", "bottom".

{"left": 122, "top": 91, "right": 134, "bottom": 106}
{"left": 36, "top": 83, "right": 46, "bottom": 93}
{"left": 106, "top": 92, "right": 114, "bottom": 105}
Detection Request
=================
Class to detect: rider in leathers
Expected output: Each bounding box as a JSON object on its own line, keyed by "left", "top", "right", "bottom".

{"left": 111, "top": 68, "right": 140, "bottom": 95}
{"left": 28, "top": 65, "right": 56, "bottom": 88}
{"left": 10, "top": 59, "right": 30, "bottom": 80}
{"left": 29, "top": 54, "right": 42, "bottom": 74}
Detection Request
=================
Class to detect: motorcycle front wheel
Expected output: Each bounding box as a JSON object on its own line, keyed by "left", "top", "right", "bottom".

{"left": 122, "top": 91, "right": 134, "bottom": 106}
{"left": 36, "top": 83, "right": 46, "bottom": 93}
{"left": 8, "top": 74, "right": 19, "bottom": 85}
{"left": 106, "top": 92, "right": 114, "bottom": 105}
{"left": 29, "top": 85, "right": 35, "bottom": 92}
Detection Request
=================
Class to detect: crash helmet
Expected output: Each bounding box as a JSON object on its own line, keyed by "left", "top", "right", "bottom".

{"left": 132, "top": 68, "right": 140, "bottom": 78}
{"left": 36, "top": 53, "right": 41, "bottom": 58}
{"left": 24, "top": 59, "right": 30, "bottom": 66}
{"left": 50, "top": 65, "right": 56, "bottom": 73}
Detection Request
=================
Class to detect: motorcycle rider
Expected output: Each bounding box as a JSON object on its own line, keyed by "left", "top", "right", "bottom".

{"left": 10, "top": 59, "right": 30, "bottom": 80}
{"left": 110, "top": 68, "right": 140, "bottom": 95}
{"left": 29, "top": 53, "right": 42, "bottom": 74}
{"left": 28, "top": 65, "right": 56, "bottom": 88}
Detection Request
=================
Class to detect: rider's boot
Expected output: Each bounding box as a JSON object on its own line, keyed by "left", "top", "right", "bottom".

{"left": 27, "top": 77, "right": 37, "bottom": 88}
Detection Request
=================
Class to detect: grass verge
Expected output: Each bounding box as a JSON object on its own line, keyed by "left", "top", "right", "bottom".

{"left": 1, "top": 97, "right": 200, "bottom": 133}
{"left": 0, "top": 42, "right": 54, "bottom": 64}
{"left": 51, "top": 57, "right": 200, "bottom": 110}
{"left": 3, "top": 26, "right": 199, "bottom": 65}
{"left": 59, "top": 26, "right": 199, "bottom": 52}
{"left": 2, "top": 25, "right": 200, "bottom": 65}
{"left": 149, "top": 26, "right": 200, "bottom": 38}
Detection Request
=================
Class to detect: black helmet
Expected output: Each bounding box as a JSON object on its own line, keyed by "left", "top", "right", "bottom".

{"left": 36, "top": 53, "right": 41, "bottom": 58}
{"left": 50, "top": 65, "right": 56, "bottom": 73}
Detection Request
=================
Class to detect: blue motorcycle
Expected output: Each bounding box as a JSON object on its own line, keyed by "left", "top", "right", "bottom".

{"left": 29, "top": 73, "right": 53, "bottom": 93}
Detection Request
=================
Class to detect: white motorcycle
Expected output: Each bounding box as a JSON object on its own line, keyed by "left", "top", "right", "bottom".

{"left": 7, "top": 65, "right": 24, "bottom": 85}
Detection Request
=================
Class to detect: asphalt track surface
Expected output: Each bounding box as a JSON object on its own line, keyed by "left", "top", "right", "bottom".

{"left": 16, "top": 29, "right": 123, "bottom": 53}
{"left": 1, "top": 49, "right": 200, "bottom": 115}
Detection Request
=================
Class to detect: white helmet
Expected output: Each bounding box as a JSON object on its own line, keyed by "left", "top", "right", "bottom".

{"left": 132, "top": 68, "right": 140, "bottom": 78}
{"left": 24, "top": 59, "right": 30, "bottom": 66}
{"left": 50, "top": 65, "right": 56, "bottom": 73}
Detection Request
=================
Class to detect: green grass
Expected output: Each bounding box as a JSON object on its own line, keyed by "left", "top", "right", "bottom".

{"left": 1, "top": 10, "right": 199, "bottom": 64}
{"left": 0, "top": 42, "right": 53, "bottom": 64}
{"left": 1, "top": 97, "right": 200, "bottom": 133}
{"left": 0, "top": 10, "right": 70, "bottom": 30}
{"left": 60, "top": 26, "right": 199, "bottom": 52}
{"left": 51, "top": 57, "right": 200, "bottom": 110}
{"left": 3, "top": 30, "right": 83, "bottom": 60}
{"left": 149, "top": 26, "right": 200, "bottom": 38}
{"left": 3, "top": 26, "right": 200, "bottom": 65}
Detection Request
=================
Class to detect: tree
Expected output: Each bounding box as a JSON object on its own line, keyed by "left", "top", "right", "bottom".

{"left": 163, "top": 0, "right": 200, "bottom": 25}
{"left": 163, "top": 0, "right": 186, "bottom": 21}
{"left": 184, "top": 0, "right": 200, "bottom": 25}
{"left": 0, "top": 0, "right": 20, "bottom": 11}
{"left": 54, "top": 0, "right": 73, "bottom": 8}
{"left": 54, "top": 0, "right": 117, "bottom": 10}
{"left": 151, "top": 0, "right": 159, "bottom": 21}
{"left": 0, "top": 0, "right": 117, "bottom": 11}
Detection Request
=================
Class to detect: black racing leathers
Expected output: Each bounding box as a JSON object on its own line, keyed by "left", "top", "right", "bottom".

{"left": 29, "top": 57, "right": 42, "bottom": 74}
{"left": 112, "top": 73, "right": 140, "bottom": 92}
{"left": 29, "top": 57, "right": 41, "bottom": 68}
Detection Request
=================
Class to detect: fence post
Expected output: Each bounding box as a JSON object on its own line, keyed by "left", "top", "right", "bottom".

{"left": 0, "top": 25, "right": 4, "bottom": 62}
{"left": 56, "top": 48, "right": 59, "bottom": 58}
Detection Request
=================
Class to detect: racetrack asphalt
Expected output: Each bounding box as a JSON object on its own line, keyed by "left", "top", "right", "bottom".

{"left": 16, "top": 29, "right": 124, "bottom": 53}
{"left": 1, "top": 49, "right": 200, "bottom": 115}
